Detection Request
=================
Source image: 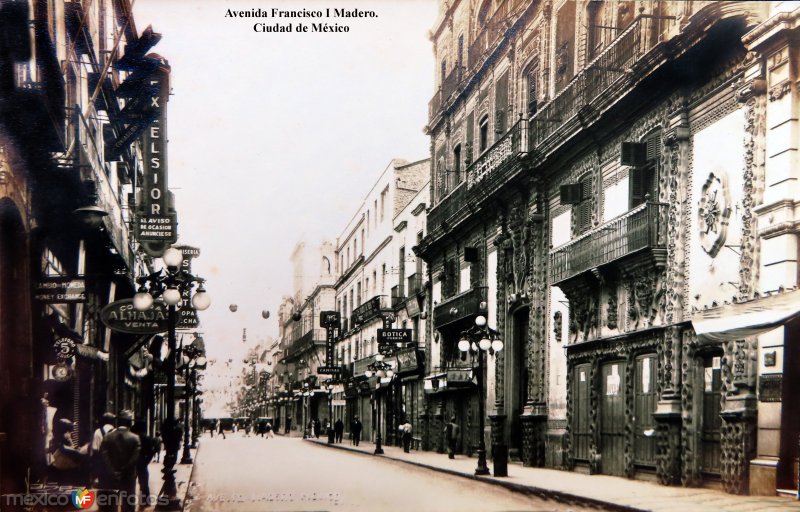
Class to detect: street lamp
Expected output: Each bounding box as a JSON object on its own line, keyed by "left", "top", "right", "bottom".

{"left": 178, "top": 342, "right": 206, "bottom": 464}
{"left": 133, "top": 247, "right": 210, "bottom": 509}
{"left": 365, "top": 357, "right": 394, "bottom": 455}
{"left": 457, "top": 313, "right": 503, "bottom": 476}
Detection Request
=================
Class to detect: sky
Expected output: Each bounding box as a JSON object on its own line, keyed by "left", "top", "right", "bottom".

{"left": 132, "top": 0, "right": 438, "bottom": 413}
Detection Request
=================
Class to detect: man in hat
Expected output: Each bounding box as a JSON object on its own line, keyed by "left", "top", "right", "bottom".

{"left": 99, "top": 410, "right": 140, "bottom": 512}
{"left": 91, "top": 413, "right": 115, "bottom": 485}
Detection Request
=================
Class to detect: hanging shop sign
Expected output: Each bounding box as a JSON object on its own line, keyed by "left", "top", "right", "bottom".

{"left": 377, "top": 328, "right": 412, "bottom": 355}
{"left": 101, "top": 298, "right": 169, "bottom": 334}
{"left": 34, "top": 277, "right": 86, "bottom": 303}
{"left": 52, "top": 362, "right": 74, "bottom": 382}
{"left": 176, "top": 245, "right": 200, "bottom": 329}
{"left": 53, "top": 337, "right": 77, "bottom": 360}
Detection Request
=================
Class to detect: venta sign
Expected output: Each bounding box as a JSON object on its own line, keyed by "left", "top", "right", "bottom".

{"left": 101, "top": 298, "right": 169, "bottom": 334}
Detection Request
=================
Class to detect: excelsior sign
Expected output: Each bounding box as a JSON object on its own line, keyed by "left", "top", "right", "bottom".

{"left": 101, "top": 298, "right": 169, "bottom": 334}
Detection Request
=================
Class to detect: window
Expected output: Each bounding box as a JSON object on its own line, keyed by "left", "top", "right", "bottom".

{"left": 357, "top": 282, "right": 362, "bottom": 306}
{"left": 365, "top": 277, "right": 369, "bottom": 297}
{"left": 380, "top": 186, "right": 388, "bottom": 221}
{"left": 381, "top": 263, "right": 386, "bottom": 292}
{"left": 629, "top": 132, "right": 661, "bottom": 209}
{"left": 366, "top": 211, "right": 370, "bottom": 234}
{"left": 452, "top": 144, "right": 461, "bottom": 188}
{"left": 576, "top": 174, "right": 593, "bottom": 234}
{"left": 479, "top": 116, "right": 489, "bottom": 152}
{"left": 554, "top": 1, "right": 576, "bottom": 93}
{"left": 441, "top": 58, "right": 447, "bottom": 85}
{"left": 374, "top": 200, "right": 378, "bottom": 227}
{"left": 354, "top": 238, "right": 357, "bottom": 257}
{"left": 586, "top": 1, "right": 606, "bottom": 61}
{"left": 347, "top": 247, "right": 350, "bottom": 268}
{"left": 527, "top": 66, "right": 538, "bottom": 116}
{"left": 361, "top": 229, "right": 365, "bottom": 252}
{"left": 373, "top": 270, "right": 377, "bottom": 294}
{"left": 398, "top": 246, "right": 406, "bottom": 297}
{"left": 457, "top": 34, "right": 464, "bottom": 80}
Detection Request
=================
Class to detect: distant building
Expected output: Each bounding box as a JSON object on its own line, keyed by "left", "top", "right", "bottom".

{"left": 332, "top": 158, "right": 428, "bottom": 444}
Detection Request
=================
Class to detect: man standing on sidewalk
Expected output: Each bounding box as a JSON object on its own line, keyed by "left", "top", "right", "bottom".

{"left": 99, "top": 410, "right": 140, "bottom": 512}
{"left": 350, "top": 416, "right": 362, "bottom": 446}
{"left": 444, "top": 416, "right": 459, "bottom": 459}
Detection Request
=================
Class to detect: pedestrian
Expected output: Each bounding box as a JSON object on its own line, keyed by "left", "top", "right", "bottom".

{"left": 49, "top": 418, "right": 89, "bottom": 485}
{"left": 350, "top": 416, "right": 362, "bottom": 447}
{"left": 153, "top": 430, "right": 163, "bottom": 462}
{"left": 401, "top": 419, "right": 413, "bottom": 453}
{"left": 444, "top": 415, "right": 459, "bottom": 459}
{"left": 98, "top": 410, "right": 140, "bottom": 512}
{"left": 131, "top": 421, "right": 156, "bottom": 507}
{"left": 218, "top": 420, "right": 226, "bottom": 439}
{"left": 265, "top": 422, "right": 274, "bottom": 439}
{"left": 210, "top": 420, "right": 214, "bottom": 438}
{"left": 285, "top": 417, "right": 292, "bottom": 434}
{"left": 91, "top": 412, "right": 115, "bottom": 485}
{"left": 334, "top": 419, "right": 344, "bottom": 443}
{"left": 313, "top": 418, "right": 321, "bottom": 438}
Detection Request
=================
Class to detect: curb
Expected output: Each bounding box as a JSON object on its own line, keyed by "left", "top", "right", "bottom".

{"left": 181, "top": 443, "right": 201, "bottom": 512}
{"left": 307, "top": 439, "right": 647, "bottom": 512}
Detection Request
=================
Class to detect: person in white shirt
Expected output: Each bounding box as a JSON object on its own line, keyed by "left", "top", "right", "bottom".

{"left": 91, "top": 412, "right": 115, "bottom": 485}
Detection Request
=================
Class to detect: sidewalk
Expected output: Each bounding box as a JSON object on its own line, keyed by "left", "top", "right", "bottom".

{"left": 144, "top": 447, "right": 198, "bottom": 510}
{"left": 307, "top": 438, "right": 800, "bottom": 512}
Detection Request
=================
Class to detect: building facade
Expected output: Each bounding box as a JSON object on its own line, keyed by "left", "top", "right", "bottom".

{"left": 276, "top": 241, "right": 336, "bottom": 435}
{"left": 0, "top": 0, "right": 183, "bottom": 494}
{"left": 332, "top": 159, "right": 428, "bottom": 445}
{"left": 418, "top": 0, "right": 799, "bottom": 496}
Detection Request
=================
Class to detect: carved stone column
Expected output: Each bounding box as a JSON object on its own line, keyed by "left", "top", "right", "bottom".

{"left": 720, "top": 337, "right": 758, "bottom": 494}
{"left": 654, "top": 99, "right": 690, "bottom": 486}
{"left": 521, "top": 186, "right": 548, "bottom": 468}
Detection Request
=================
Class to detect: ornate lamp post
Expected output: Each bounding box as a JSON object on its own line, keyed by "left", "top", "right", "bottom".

{"left": 365, "top": 355, "right": 395, "bottom": 455}
{"left": 457, "top": 313, "right": 503, "bottom": 476}
{"left": 179, "top": 343, "right": 206, "bottom": 464}
{"left": 133, "top": 247, "right": 210, "bottom": 509}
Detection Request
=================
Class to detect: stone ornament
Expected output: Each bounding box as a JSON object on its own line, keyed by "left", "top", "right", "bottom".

{"left": 697, "top": 171, "right": 731, "bottom": 258}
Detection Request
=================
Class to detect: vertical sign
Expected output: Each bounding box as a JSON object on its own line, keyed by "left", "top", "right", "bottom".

{"left": 317, "top": 311, "right": 341, "bottom": 375}
{"left": 176, "top": 245, "right": 200, "bottom": 329}
{"left": 136, "top": 61, "right": 177, "bottom": 244}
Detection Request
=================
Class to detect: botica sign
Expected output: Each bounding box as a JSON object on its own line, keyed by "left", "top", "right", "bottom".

{"left": 101, "top": 298, "right": 169, "bottom": 334}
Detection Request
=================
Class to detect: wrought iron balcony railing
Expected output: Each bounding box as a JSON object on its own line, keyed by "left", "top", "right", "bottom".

{"left": 433, "top": 286, "right": 488, "bottom": 329}
{"left": 530, "top": 14, "right": 669, "bottom": 148}
{"left": 428, "top": 121, "right": 526, "bottom": 235}
{"left": 549, "top": 202, "right": 667, "bottom": 284}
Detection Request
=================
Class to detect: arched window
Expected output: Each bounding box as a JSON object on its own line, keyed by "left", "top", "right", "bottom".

{"left": 322, "top": 256, "right": 331, "bottom": 275}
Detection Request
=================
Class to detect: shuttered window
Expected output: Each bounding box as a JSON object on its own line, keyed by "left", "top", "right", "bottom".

{"left": 629, "top": 132, "right": 660, "bottom": 208}
{"left": 576, "top": 175, "right": 593, "bottom": 234}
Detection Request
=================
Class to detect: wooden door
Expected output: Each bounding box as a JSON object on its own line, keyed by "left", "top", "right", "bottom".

{"left": 600, "top": 361, "right": 626, "bottom": 476}
{"left": 572, "top": 364, "right": 591, "bottom": 462}
{"left": 701, "top": 355, "right": 722, "bottom": 476}
{"left": 634, "top": 355, "right": 657, "bottom": 467}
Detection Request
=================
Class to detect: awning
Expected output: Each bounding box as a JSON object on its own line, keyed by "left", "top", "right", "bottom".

{"left": 692, "top": 288, "right": 800, "bottom": 342}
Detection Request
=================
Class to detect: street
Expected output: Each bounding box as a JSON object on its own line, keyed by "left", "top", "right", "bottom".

{"left": 186, "top": 434, "right": 591, "bottom": 512}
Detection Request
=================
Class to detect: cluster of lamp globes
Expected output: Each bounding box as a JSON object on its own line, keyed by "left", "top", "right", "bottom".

{"left": 131, "top": 247, "right": 211, "bottom": 312}
{"left": 364, "top": 354, "right": 394, "bottom": 379}
{"left": 458, "top": 315, "right": 504, "bottom": 353}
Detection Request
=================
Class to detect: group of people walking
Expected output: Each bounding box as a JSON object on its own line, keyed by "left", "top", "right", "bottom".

{"left": 49, "top": 409, "right": 162, "bottom": 512}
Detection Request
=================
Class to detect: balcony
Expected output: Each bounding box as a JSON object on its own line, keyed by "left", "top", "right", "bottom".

{"left": 428, "top": 65, "right": 463, "bottom": 120}
{"left": 284, "top": 328, "right": 326, "bottom": 359}
{"left": 549, "top": 202, "right": 667, "bottom": 285}
{"left": 351, "top": 295, "right": 391, "bottom": 328}
{"left": 427, "top": 121, "right": 527, "bottom": 243}
{"left": 433, "top": 286, "right": 488, "bottom": 329}
{"left": 530, "top": 15, "right": 667, "bottom": 149}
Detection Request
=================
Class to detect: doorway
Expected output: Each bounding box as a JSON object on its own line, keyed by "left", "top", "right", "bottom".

{"left": 507, "top": 308, "right": 529, "bottom": 460}
{"left": 700, "top": 355, "right": 722, "bottom": 478}
{"left": 600, "top": 361, "right": 626, "bottom": 476}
